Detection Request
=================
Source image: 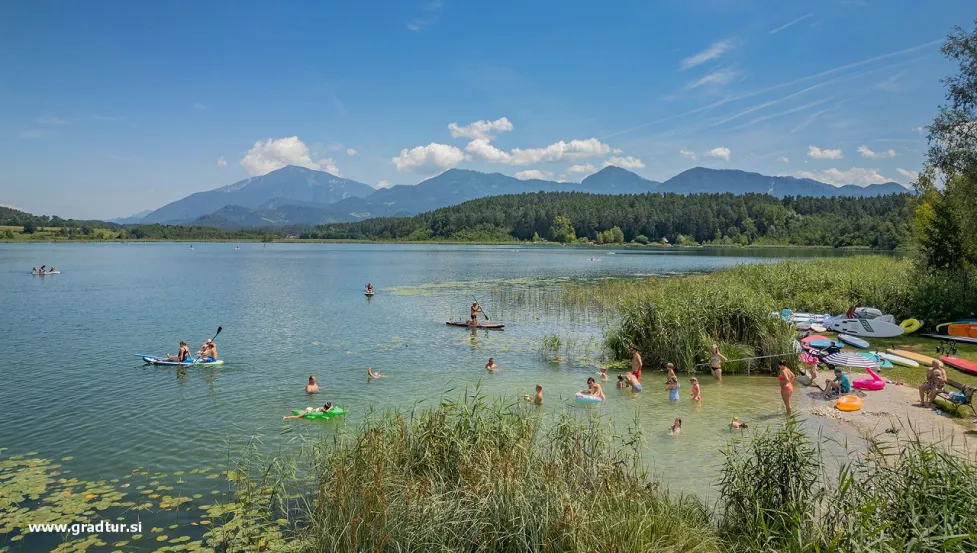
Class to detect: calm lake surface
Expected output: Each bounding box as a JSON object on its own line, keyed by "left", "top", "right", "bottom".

{"left": 1, "top": 244, "right": 854, "bottom": 503}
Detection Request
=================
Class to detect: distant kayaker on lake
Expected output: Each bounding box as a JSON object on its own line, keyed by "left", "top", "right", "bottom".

{"left": 366, "top": 283, "right": 374, "bottom": 294}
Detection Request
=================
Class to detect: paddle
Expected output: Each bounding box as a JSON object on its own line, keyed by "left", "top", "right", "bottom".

{"left": 472, "top": 295, "right": 489, "bottom": 321}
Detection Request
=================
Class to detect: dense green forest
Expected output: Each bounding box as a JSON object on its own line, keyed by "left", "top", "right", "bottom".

{"left": 0, "top": 206, "right": 121, "bottom": 234}
{"left": 300, "top": 191, "right": 913, "bottom": 249}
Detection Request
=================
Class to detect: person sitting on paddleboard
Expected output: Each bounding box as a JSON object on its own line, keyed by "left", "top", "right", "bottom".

{"left": 164, "top": 341, "right": 191, "bottom": 362}
{"left": 580, "top": 377, "right": 605, "bottom": 400}
{"left": 366, "top": 283, "right": 374, "bottom": 294}
{"left": 39, "top": 265, "right": 46, "bottom": 275}
{"left": 306, "top": 376, "right": 320, "bottom": 394}
{"left": 49, "top": 266, "right": 55, "bottom": 273}
{"left": 470, "top": 301, "right": 483, "bottom": 326}
{"left": 283, "top": 402, "right": 334, "bottom": 420}
{"left": 31, "top": 267, "right": 37, "bottom": 275}
{"left": 198, "top": 339, "right": 218, "bottom": 362}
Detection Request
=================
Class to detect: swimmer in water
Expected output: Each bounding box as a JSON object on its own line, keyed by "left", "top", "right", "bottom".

{"left": 625, "top": 372, "right": 642, "bottom": 392}
{"left": 669, "top": 418, "right": 682, "bottom": 435}
{"left": 690, "top": 377, "right": 701, "bottom": 402}
{"left": 616, "top": 375, "right": 626, "bottom": 389}
{"left": 306, "top": 376, "right": 320, "bottom": 394}
{"left": 666, "top": 377, "right": 680, "bottom": 401}
{"left": 367, "top": 367, "right": 383, "bottom": 380}
{"left": 283, "top": 403, "right": 334, "bottom": 420}
{"left": 485, "top": 357, "right": 497, "bottom": 372}
{"left": 523, "top": 384, "right": 543, "bottom": 405}
{"left": 730, "top": 417, "right": 748, "bottom": 429}
{"left": 599, "top": 367, "right": 608, "bottom": 381}
{"left": 580, "top": 377, "right": 604, "bottom": 400}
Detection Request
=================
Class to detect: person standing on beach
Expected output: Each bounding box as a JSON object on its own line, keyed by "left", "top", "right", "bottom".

{"left": 710, "top": 344, "right": 728, "bottom": 382}
{"left": 777, "top": 360, "right": 795, "bottom": 416}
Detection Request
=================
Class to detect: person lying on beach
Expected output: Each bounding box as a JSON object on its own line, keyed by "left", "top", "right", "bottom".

{"left": 283, "top": 403, "right": 334, "bottom": 420}
{"left": 523, "top": 384, "right": 543, "bottom": 405}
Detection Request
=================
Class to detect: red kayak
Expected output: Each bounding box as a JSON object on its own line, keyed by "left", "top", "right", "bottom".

{"left": 446, "top": 321, "right": 505, "bottom": 330}
{"left": 941, "top": 356, "right": 977, "bottom": 376}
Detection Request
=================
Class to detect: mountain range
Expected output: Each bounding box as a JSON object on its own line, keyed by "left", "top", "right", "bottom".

{"left": 127, "top": 165, "right": 912, "bottom": 230}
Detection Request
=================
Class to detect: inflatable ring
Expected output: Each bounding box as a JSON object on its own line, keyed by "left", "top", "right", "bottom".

{"left": 852, "top": 368, "right": 885, "bottom": 391}
{"left": 575, "top": 392, "right": 603, "bottom": 403}
{"left": 835, "top": 395, "right": 863, "bottom": 412}
{"left": 899, "top": 319, "right": 922, "bottom": 334}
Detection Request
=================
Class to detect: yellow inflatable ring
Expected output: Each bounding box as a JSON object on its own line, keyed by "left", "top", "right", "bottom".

{"left": 900, "top": 319, "right": 922, "bottom": 334}
{"left": 836, "top": 395, "right": 863, "bottom": 412}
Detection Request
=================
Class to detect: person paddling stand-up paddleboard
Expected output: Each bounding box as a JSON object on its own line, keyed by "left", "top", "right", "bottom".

{"left": 469, "top": 300, "right": 483, "bottom": 327}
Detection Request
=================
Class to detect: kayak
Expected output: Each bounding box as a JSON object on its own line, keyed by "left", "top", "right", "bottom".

{"left": 142, "top": 356, "right": 224, "bottom": 367}
{"left": 941, "top": 356, "right": 977, "bottom": 376}
{"left": 446, "top": 321, "right": 505, "bottom": 329}
{"left": 291, "top": 407, "right": 346, "bottom": 420}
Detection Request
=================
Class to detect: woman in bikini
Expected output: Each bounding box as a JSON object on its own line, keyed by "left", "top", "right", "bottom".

{"left": 777, "top": 360, "right": 795, "bottom": 416}
{"left": 710, "top": 344, "right": 728, "bottom": 382}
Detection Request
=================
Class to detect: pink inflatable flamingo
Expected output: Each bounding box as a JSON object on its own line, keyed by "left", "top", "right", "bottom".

{"left": 852, "top": 367, "right": 885, "bottom": 391}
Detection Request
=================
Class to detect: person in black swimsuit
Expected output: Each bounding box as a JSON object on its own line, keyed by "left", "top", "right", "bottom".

{"left": 470, "top": 301, "right": 482, "bottom": 326}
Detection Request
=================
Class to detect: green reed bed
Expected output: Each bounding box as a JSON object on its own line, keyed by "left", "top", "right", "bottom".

{"left": 583, "top": 256, "right": 915, "bottom": 374}
{"left": 295, "top": 392, "right": 720, "bottom": 553}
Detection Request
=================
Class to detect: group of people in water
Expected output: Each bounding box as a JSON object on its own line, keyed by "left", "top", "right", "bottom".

{"left": 30, "top": 265, "right": 56, "bottom": 275}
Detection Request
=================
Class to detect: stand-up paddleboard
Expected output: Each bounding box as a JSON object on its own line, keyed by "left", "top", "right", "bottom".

{"left": 873, "top": 350, "right": 919, "bottom": 368}
{"left": 810, "top": 323, "right": 826, "bottom": 333}
{"left": 839, "top": 334, "right": 870, "bottom": 349}
{"left": 446, "top": 321, "right": 505, "bottom": 330}
{"left": 886, "top": 349, "right": 937, "bottom": 366}
{"left": 828, "top": 318, "right": 904, "bottom": 338}
{"left": 935, "top": 320, "right": 977, "bottom": 335}
{"left": 31, "top": 271, "right": 60, "bottom": 275}
{"left": 801, "top": 335, "right": 841, "bottom": 350}
{"left": 796, "top": 321, "right": 812, "bottom": 330}
{"left": 941, "top": 356, "right": 977, "bottom": 376}
{"left": 142, "top": 356, "right": 224, "bottom": 367}
{"left": 858, "top": 352, "right": 893, "bottom": 369}
{"left": 941, "top": 323, "right": 977, "bottom": 338}
{"left": 921, "top": 333, "right": 977, "bottom": 344}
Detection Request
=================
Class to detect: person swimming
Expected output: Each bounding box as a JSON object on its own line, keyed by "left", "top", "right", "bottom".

{"left": 599, "top": 367, "right": 608, "bottom": 381}
{"left": 367, "top": 368, "right": 383, "bottom": 380}
{"left": 485, "top": 357, "right": 497, "bottom": 372}
{"left": 306, "top": 376, "right": 320, "bottom": 394}
{"left": 625, "top": 372, "right": 642, "bottom": 392}
{"left": 669, "top": 418, "right": 682, "bottom": 435}
{"left": 283, "top": 403, "right": 334, "bottom": 420}
{"left": 730, "top": 417, "right": 748, "bottom": 429}
{"left": 523, "top": 384, "right": 543, "bottom": 405}
{"left": 617, "top": 375, "right": 626, "bottom": 389}
{"left": 580, "top": 377, "right": 605, "bottom": 400}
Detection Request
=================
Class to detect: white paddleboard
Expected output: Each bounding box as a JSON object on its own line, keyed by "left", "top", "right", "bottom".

{"left": 828, "top": 317, "right": 904, "bottom": 338}
{"left": 873, "top": 350, "right": 919, "bottom": 368}
{"left": 810, "top": 323, "right": 826, "bottom": 333}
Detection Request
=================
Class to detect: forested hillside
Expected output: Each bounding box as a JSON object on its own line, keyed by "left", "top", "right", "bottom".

{"left": 300, "top": 191, "right": 912, "bottom": 249}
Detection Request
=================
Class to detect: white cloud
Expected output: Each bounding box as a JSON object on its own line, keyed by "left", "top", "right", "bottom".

{"left": 778, "top": 156, "right": 790, "bottom": 163}
{"left": 392, "top": 142, "right": 465, "bottom": 173}
{"left": 689, "top": 67, "right": 739, "bottom": 88}
{"left": 857, "top": 145, "right": 896, "bottom": 159}
{"left": 612, "top": 148, "right": 623, "bottom": 154}
{"left": 680, "top": 39, "right": 734, "bottom": 70}
{"left": 36, "top": 115, "right": 68, "bottom": 126}
{"left": 448, "top": 117, "right": 513, "bottom": 140}
{"left": 912, "top": 126, "right": 925, "bottom": 134}
{"left": 897, "top": 168, "right": 920, "bottom": 181}
{"left": 796, "top": 167, "right": 890, "bottom": 186}
{"left": 705, "top": 147, "right": 731, "bottom": 161}
{"left": 768, "top": 13, "right": 813, "bottom": 34}
{"left": 346, "top": 148, "right": 357, "bottom": 157}
{"left": 217, "top": 156, "right": 227, "bottom": 167}
{"left": 807, "top": 145, "right": 844, "bottom": 159}
{"left": 240, "top": 136, "right": 342, "bottom": 176}
{"left": 466, "top": 137, "right": 611, "bottom": 165}
{"left": 407, "top": 0, "right": 443, "bottom": 31}
{"left": 193, "top": 102, "right": 208, "bottom": 111}
{"left": 680, "top": 149, "right": 697, "bottom": 160}
{"left": 18, "top": 129, "right": 48, "bottom": 139}
{"left": 376, "top": 180, "right": 391, "bottom": 189}
{"left": 514, "top": 169, "right": 554, "bottom": 180}
{"left": 568, "top": 163, "right": 597, "bottom": 174}
{"left": 604, "top": 156, "right": 645, "bottom": 169}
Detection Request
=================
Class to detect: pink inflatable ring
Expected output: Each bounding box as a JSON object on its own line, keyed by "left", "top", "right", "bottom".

{"left": 852, "top": 367, "right": 885, "bottom": 391}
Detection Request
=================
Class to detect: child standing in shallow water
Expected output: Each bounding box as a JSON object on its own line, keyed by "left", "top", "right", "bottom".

{"left": 690, "top": 378, "right": 701, "bottom": 401}
{"left": 666, "top": 377, "right": 680, "bottom": 401}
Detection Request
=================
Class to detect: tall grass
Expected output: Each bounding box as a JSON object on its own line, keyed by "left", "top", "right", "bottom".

{"left": 595, "top": 256, "right": 912, "bottom": 374}
{"left": 296, "top": 392, "right": 720, "bottom": 553}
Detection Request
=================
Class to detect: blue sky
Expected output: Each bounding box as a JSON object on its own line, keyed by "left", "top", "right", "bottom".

{"left": 0, "top": 0, "right": 972, "bottom": 219}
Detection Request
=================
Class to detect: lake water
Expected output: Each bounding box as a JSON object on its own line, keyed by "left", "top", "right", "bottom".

{"left": 1, "top": 243, "right": 855, "bottom": 548}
